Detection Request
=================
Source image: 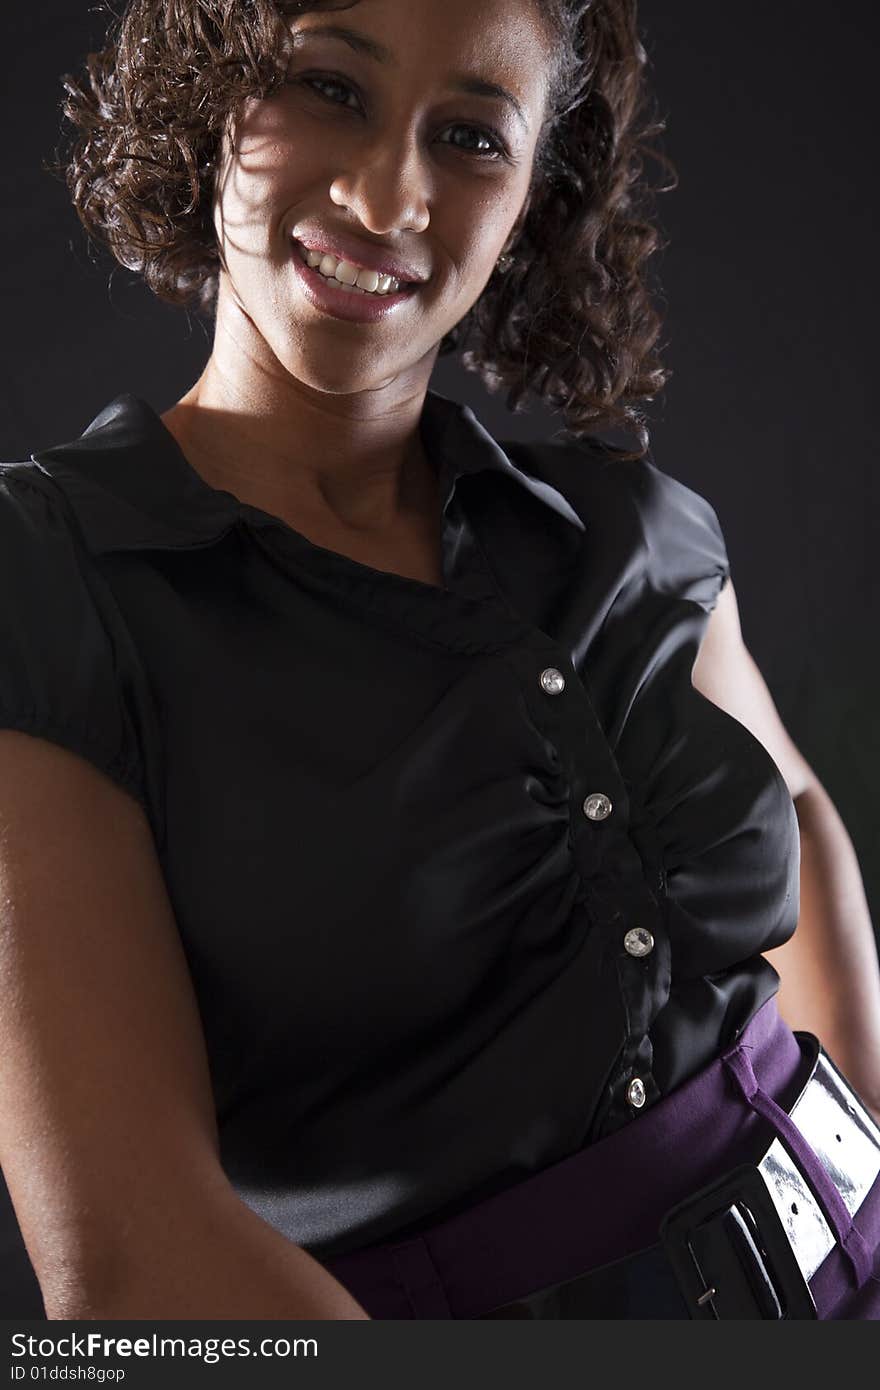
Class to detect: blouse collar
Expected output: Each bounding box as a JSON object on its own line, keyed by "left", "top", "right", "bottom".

{"left": 27, "top": 386, "right": 584, "bottom": 557}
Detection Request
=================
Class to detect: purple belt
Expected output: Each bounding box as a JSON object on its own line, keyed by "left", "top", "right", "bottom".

{"left": 320, "top": 998, "right": 880, "bottom": 1318}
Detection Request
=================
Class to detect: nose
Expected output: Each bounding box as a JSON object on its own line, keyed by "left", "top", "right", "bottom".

{"left": 328, "top": 130, "right": 431, "bottom": 236}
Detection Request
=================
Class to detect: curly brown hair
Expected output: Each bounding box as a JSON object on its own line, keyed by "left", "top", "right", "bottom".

{"left": 55, "top": 0, "right": 676, "bottom": 457}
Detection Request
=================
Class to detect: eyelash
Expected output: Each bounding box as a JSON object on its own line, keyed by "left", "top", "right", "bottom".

{"left": 292, "top": 73, "right": 510, "bottom": 162}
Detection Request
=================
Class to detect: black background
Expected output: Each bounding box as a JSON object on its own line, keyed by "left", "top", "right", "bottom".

{"left": 2, "top": 2, "right": 878, "bottom": 937}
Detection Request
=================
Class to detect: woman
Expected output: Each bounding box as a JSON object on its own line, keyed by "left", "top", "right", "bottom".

{"left": 0, "top": 0, "right": 879, "bottom": 1320}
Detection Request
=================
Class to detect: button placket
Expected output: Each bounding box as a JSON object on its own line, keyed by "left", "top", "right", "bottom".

{"left": 502, "top": 640, "right": 668, "bottom": 1135}
{"left": 536, "top": 656, "right": 630, "bottom": 864}
{"left": 509, "top": 644, "right": 630, "bottom": 825}
{"left": 585, "top": 847, "right": 669, "bottom": 1134}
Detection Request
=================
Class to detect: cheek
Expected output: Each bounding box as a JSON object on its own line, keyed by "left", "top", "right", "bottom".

{"left": 213, "top": 122, "right": 319, "bottom": 254}
{"left": 437, "top": 210, "right": 511, "bottom": 293}
{"left": 442, "top": 176, "right": 528, "bottom": 263}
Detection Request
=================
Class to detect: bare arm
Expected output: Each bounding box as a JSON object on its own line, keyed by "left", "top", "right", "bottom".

{"left": 0, "top": 730, "right": 369, "bottom": 1320}
{"left": 692, "top": 578, "right": 880, "bottom": 1121}
{"left": 766, "top": 782, "right": 880, "bottom": 1121}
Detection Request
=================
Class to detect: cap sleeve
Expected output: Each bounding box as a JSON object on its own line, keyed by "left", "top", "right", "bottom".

{"left": 0, "top": 469, "right": 150, "bottom": 814}
{"left": 626, "top": 454, "right": 731, "bottom": 615}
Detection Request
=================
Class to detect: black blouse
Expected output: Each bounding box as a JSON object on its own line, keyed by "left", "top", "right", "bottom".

{"left": 0, "top": 387, "right": 800, "bottom": 1268}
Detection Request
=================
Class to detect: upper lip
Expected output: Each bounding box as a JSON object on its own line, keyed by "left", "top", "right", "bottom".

{"left": 291, "top": 228, "right": 429, "bottom": 285}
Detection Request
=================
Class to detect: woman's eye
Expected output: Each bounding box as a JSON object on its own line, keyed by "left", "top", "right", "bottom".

{"left": 438, "top": 125, "right": 506, "bottom": 161}
{"left": 300, "top": 74, "right": 361, "bottom": 110}
{"left": 292, "top": 75, "right": 506, "bottom": 161}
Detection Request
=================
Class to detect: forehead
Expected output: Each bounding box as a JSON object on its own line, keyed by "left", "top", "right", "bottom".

{"left": 288, "top": 0, "right": 555, "bottom": 114}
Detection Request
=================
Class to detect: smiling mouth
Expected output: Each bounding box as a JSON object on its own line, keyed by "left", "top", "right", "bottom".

{"left": 291, "top": 239, "right": 419, "bottom": 298}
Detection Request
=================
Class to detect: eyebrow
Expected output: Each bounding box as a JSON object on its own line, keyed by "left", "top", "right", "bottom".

{"left": 295, "top": 23, "right": 529, "bottom": 129}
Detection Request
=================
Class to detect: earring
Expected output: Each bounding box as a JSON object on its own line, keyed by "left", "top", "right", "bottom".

{"left": 496, "top": 252, "right": 514, "bottom": 274}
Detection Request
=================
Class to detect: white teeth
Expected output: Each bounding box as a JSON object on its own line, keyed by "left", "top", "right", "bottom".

{"left": 334, "top": 259, "right": 360, "bottom": 286}
{"left": 295, "top": 241, "right": 404, "bottom": 295}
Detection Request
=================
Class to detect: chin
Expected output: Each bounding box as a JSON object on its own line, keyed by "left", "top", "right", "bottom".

{"left": 275, "top": 333, "right": 425, "bottom": 395}
{"left": 281, "top": 358, "right": 396, "bottom": 396}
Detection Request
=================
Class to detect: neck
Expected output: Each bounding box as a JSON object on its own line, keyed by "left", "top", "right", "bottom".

{"left": 160, "top": 289, "right": 442, "bottom": 535}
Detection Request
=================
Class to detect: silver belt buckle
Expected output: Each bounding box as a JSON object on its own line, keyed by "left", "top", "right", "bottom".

{"left": 660, "top": 1034, "right": 880, "bottom": 1318}
{"left": 756, "top": 1033, "right": 880, "bottom": 1282}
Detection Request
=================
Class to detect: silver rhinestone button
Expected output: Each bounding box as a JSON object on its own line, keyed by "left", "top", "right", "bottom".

{"left": 582, "top": 792, "right": 613, "bottom": 821}
{"left": 627, "top": 1077, "right": 647, "bottom": 1109}
{"left": 624, "top": 927, "right": 655, "bottom": 958}
{"left": 539, "top": 667, "right": 566, "bottom": 695}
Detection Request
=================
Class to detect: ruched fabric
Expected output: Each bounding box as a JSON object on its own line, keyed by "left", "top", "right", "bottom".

{"left": 0, "top": 388, "right": 800, "bottom": 1298}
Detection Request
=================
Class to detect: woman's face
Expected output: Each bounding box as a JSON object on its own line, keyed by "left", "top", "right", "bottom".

{"left": 212, "top": 0, "right": 554, "bottom": 395}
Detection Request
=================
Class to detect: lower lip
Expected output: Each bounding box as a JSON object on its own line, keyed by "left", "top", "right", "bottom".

{"left": 290, "top": 245, "right": 422, "bottom": 323}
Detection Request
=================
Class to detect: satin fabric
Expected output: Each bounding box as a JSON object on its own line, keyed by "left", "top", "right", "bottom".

{"left": 0, "top": 388, "right": 799, "bottom": 1299}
